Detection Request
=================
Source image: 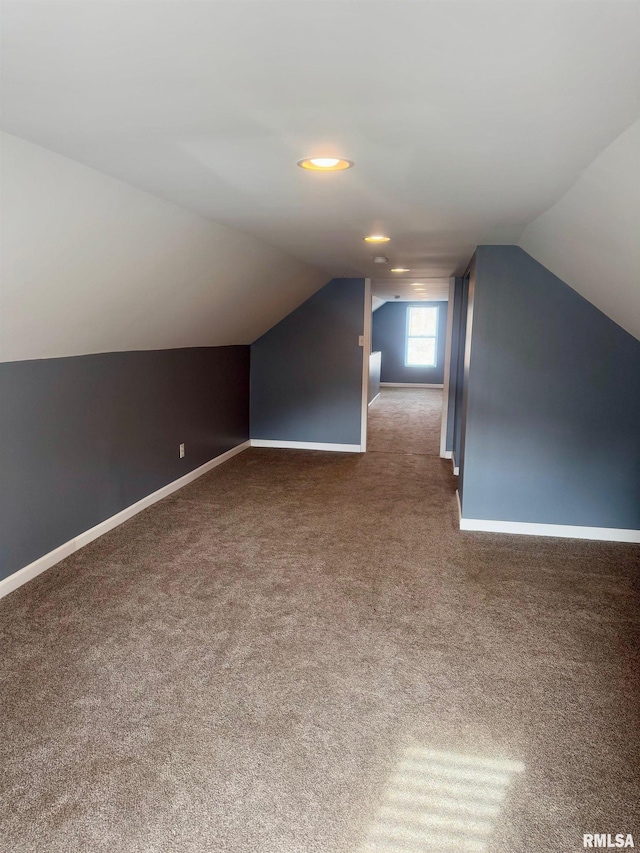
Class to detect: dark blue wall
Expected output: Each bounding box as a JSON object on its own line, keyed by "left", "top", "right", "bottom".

{"left": 459, "top": 246, "right": 640, "bottom": 529}
{"left": 372, "top": 301, "right": 448, "bottom": 384}
{"left": 0, "top": 347, "right": 250, "bottom": 580}
{"left": 250, "top": 278, "right": 365, "bottom": 445}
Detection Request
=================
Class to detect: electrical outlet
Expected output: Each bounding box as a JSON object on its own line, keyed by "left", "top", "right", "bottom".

{"left": 358, "top": 335, "right": 365, "bottom": 347}
{"left": 179, "top": 443, "right": 185, "bottom": 459}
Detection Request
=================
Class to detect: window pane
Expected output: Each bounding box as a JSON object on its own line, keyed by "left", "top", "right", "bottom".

{"left": 408, "top": 306, "right": 438, "bottom": 337}
{"left": 407, "top": 337, "right": 436, "bottom": 366}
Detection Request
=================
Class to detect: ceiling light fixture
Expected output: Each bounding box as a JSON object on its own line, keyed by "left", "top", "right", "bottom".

{"left": 391, "top": 267, "right": 410, "bottom": 273}
{"left": 364, "top": 235, "right": 390, "bottom": 243}
{"left": 297, "top": 157, "right": 354, "bottom": 171}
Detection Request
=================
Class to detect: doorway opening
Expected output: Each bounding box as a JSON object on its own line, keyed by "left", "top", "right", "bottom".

{"left": 364, "top": 285, "right": 450, "bottom": 457}
{"left": 367, "top": 386, "right": 444, "bottom": 456}
{"left": 440, "top": 271, "right": 472, "bottom": 476}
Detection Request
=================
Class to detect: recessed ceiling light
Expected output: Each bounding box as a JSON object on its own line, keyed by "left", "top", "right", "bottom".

{"left": 364, "top": 235, "right": 390, "bottom": 243}
{"left": 391, "top": 267, "right": 410, "bottom": 273}
{"left": 297, "top": 157, "right": 354, "bottom": 171}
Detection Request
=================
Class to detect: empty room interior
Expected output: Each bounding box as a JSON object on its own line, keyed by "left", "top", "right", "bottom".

{"left": 1, "top": 2, "right": 639, "bottom": 852}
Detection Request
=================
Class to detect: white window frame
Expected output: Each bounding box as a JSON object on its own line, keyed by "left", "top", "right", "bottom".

{"left": 405, "top": 305, "right": 438, "bottom": 367}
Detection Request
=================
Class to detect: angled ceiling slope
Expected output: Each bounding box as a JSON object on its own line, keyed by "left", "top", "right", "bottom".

{"left": 0, "top": 133, "right": 327, "bottom": 362}
{"left": 1, "top": 0, "right": 639, "bottom": 283}
{"left": 519, "top": 120, "right": 640, "bottom": 341}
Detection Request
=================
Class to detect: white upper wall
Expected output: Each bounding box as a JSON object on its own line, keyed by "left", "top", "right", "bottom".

{"left": 519, "top": 120, "right": 640, "bottom": 341}
{"left": 0, "top": 133, "right": 327, "bottom": 361}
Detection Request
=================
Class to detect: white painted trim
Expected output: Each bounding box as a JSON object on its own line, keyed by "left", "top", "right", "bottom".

{"left": 440, "top": 277, "right": 456, "bottom": 458}
{"left": 458, "top": 516, "right": 640, "bottom": 543}
{"left": 368, "top": 392, "right": 380, "bottom": 406}
{"left": 0, "top": 440, "right": 251, "bottom": 601}
{"left": 443, "top": 450, "right": 453, "bottom": 459}
{"left": 360, "top": 278, "right": 372, "bottom": 453}
{"left": 0, "top": 541, "right": 78, "bottom": 601}
{"left": 380, "top": 382, "right": 444, "bottom": 388}
{"left": 250, "top": 439, "right": 361, "bottom": 452}
{"left": 453, "top": 466, "right": 460, "bottom": 475}
{"left": 452, "top": 455, "right": 459, "bottom": 475}
{"left": 455, "top": 490, "right": 638, "bottom": 542}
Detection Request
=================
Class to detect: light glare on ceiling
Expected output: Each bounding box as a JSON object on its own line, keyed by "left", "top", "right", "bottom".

{"left": 391, "top": 268, "right": 410, "bottom": 273}
{"left": 297, "top": 157, "right": 354, "bottom": 171}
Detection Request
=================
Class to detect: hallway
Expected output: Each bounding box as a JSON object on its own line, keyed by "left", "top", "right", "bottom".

{"left": 1, "top": 396, "right": 639, "bottom": 853}
{"left": 367, "top": 388, "right": 443, "bottom": 456}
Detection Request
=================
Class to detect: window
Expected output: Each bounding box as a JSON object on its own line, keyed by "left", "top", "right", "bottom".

{"left": 405, "top": 305, "right": 438, "bottom": 367}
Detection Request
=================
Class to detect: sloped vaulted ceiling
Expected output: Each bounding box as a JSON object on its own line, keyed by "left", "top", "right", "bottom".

{"left": 0, "top": 133, "right": 327, "bottom": 361}
{"left": 519, "top": 120, "right": 640, "bottom": 341}
{"left": 1, "top": 1, "right": 639, "bottom": 357}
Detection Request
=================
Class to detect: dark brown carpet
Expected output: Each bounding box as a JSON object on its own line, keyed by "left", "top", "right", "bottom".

{"left": 1, "top": 391, "right": 639, "bottom": 852}
{"left": 368, "top": 388, "right": 442, "bottom": 456}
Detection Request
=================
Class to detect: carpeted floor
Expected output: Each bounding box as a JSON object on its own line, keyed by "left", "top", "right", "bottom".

{"left": 367, "top": 387, "right": 442, "bottom": 456}
{"left": 1, "top": 390, "right": 639, "bottom": 853}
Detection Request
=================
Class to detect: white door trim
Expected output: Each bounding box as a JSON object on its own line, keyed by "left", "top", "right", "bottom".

{"left": 360, "top": 278, "right": 372, "bottom": 452}
{"left": 440, "top": 276, "right": 456, "bottom": 457}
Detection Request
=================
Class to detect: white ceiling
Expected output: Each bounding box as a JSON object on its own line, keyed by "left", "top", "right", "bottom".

{"left": 2, "top": 0, "right": 639, "bottom": 284}
{"left": 371, "top": 277, "right": 450, "bottom": 303}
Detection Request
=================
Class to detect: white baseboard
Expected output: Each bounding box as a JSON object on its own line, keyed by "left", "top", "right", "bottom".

{"left": 455, "top": 491, "right": 640, "bottom": 542}
{"left": 368, "top": 393, "right": 380, "bottom": 406}
{"left": 0, "top": 440, "right": 251, "bottom": 601}
{"left": 442, "top": 450, "right": 453, "bottom": 459}
{"left": 380, "top": 382, "right": 444, "bottom": 389}
{"left": 250, "top": 439, "right": 362, "bottom": 452}
{"left": 452, "top": 455, "right": 459, "bottom": 475}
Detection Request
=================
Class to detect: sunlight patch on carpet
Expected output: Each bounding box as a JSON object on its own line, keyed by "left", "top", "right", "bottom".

{"left": 361, "top": 745, "right": 525, "bottom": 852}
